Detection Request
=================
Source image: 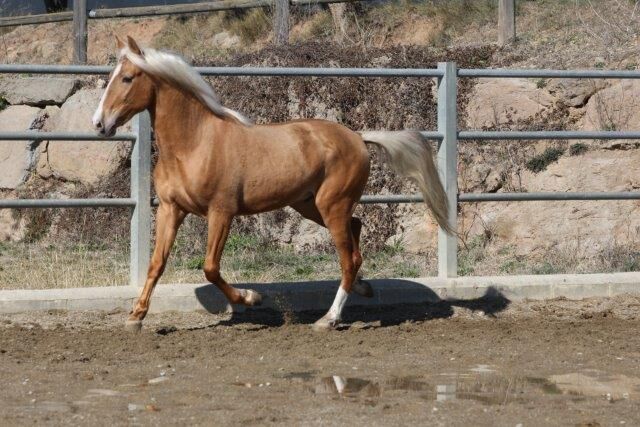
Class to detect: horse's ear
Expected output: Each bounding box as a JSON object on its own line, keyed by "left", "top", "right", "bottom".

{"left": 115, "top": 35, "right": 125, "bottom": 50}
{"left": 126, "top": 36, "right": 144, "bottom": 56}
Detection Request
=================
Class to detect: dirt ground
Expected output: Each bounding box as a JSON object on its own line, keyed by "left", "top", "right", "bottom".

{"left": 1, "top": 295, "right": 640, "bottom": 426}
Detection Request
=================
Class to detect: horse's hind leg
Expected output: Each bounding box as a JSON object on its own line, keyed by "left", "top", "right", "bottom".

{"left": 291, "top": 200, "right": 371, "bottom": 298}
{"left": 203, "top": 210, "right": 261, "bottom": 307}
{"left": 127, "top": 202, "right": 186, "bottom": 331}
{"left": 350, "top": 217, "right": 373, "bottom": 298}
{"left": 310, "top": 199, "right": 360, "bottom": 331}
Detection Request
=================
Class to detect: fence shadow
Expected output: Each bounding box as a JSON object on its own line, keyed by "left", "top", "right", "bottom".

{"left": 193, "top": 279, "right": 511, "bottom": 329}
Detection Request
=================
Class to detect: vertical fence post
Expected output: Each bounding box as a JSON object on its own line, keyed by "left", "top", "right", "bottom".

{"left": 274, "top": 0, "right": 290, "bottom": 45}
{"left": 437, "top": 62, "right": 458, "bottom": 278}
{"left": 72, "top": 0, "right": 87, "bottom": 64}
{"left": 498, "top": 0, "right": 516, "bottom": 46}
{"left": 130, "top": 112, "right": 152, "bottom": 287}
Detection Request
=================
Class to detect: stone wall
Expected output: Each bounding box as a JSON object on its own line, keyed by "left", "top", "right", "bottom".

{"left": 0, "top": 78, "right": 131, "bottom": 240}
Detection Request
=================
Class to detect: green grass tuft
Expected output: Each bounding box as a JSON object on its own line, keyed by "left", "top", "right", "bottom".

{"left": 569, "top": 143, "right": 588, "bottom": 156}
{"left": 525, "top": 147, "right": 565, "bottom": 173}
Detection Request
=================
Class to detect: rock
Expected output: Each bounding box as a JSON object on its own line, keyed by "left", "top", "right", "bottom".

{"left": 210, "top": 31, "right": 240, "bottom": 49}
{"left": 581, "top": 80, "right": 640, "bottom": 131}
{"left": 387, "top": 204, "right": 437, "bottom": 254}
{"left": 0, "top": 105, "right": 42, "bottom": 189}
{"left": 579, "top": 80, "right": 640, "bottom": 150}
{"left": 41, "top": 89, "right": 132, "bottom": 185}
{"left": 291, "top": 217, "right": 331, "bottom": 250}
{"left": 546, "top": 78, "right": 607, "bottom": 108}
{"left": 0, "top": 78, "right": 78, "bottom": 106}
{"left": 0, "top": 192, "right": 25, "bottom": 241}
{"left": 469, "top": 149, "right": 640, "bottom": 256}
{"left": 252, "top": 208, "right": 331, "bottom": 250}
{"left": 466, "top": 78, "right": 556, "bottom": 128}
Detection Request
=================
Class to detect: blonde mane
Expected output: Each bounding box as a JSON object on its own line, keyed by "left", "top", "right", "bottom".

{"left": 121, "top": 47, "right": 253, "bottom": 126}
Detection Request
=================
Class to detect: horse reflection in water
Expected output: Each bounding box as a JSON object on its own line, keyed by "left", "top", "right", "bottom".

{"left": 92, "top": 35, "right": 452, "bottom": 331}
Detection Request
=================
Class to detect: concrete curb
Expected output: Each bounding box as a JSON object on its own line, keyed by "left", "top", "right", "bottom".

{"left": 1, "top": 272, "right": 639, "bottom": 314}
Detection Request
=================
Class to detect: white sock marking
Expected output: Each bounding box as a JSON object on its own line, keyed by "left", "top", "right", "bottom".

{"left": 333, "top": 376, "right": 346, "bottom": 394}
{"left": 327, "top": 287, "right": 348, "bottom": 321}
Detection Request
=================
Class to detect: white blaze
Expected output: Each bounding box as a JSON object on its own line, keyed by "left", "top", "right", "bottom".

{"left": 92, "top": 62, "right": 122, "bottom": 129}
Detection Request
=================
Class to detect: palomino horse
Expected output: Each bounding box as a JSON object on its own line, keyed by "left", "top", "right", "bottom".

{"left": 93, "top": 36, "right": 451, "bottom": 331}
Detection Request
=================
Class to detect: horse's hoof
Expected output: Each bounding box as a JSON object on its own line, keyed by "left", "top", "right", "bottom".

{"left": 353, "top": 278, "right": 374, "bottom": 298}
{"left": 242, "top": 289, "right": 262, "bottom": 306}
{"left": 312, "top": 315, "right": 338, "bottom": 332}
{"left": 124, "top": 319, "right": 143, "bottom": 333}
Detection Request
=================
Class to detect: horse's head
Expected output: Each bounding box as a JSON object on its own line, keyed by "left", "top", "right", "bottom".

{"left": 92, "top": 36, "right": 155, "bottom": 137}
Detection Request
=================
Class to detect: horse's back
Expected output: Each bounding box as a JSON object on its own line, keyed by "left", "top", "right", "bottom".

{"left": 234, "top": 119, "right": 370, "bottom": 213}
{"left": 256, "top": 119, "right": 369, "bottom": 167}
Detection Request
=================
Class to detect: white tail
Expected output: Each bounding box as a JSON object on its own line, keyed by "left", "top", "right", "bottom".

{"left": 359, "top": 130, "right": 453, "bottom": 234}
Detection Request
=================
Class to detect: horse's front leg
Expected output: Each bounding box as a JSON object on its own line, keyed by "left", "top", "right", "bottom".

{"left": 203, "top": 210, "right": 262, "bottom": 307}
{"left": 126, "top": 202, "right": 186, "bottom": 331}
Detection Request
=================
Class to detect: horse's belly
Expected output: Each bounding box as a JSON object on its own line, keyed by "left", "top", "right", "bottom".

{"left": 238, "top": 179, "right": 316, "bottom": 214}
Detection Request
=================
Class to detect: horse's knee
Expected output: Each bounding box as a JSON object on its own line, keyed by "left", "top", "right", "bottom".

{"left": 203, "top": 262, "right": 221, "bottom": 283}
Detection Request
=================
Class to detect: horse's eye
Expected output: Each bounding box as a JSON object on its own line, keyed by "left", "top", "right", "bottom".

{"left": 122, "top": 76, "right": 133, "bottom": 83}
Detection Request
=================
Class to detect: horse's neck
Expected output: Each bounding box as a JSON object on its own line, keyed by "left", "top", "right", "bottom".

{"left": 151, "top": 82, "right": 223, "bottom": 154}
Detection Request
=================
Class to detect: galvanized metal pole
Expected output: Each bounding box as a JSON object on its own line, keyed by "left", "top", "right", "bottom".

{"left": 130, "top": 112, "right": 152, "bottom": 287}
{"left": 72, "top": 0, "right": 88, "bottom": 64}
{"left": 437, "top": 62, "right": 458, "bottom": 278}
{"left": 274, "top": 0, "right": 290, "bottom": 45}
{"left": 498, "top": 0, "right": 516, "bottom": 46}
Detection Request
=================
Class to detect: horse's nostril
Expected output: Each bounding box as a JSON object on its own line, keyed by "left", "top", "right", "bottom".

{"left": 96, "top": 121, "right": 103, "bottom": 129}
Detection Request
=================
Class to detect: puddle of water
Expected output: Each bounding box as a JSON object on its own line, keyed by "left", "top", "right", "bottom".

{"left": 280, "top": 371, "right": 317, "bottom": 381}
{"left": 314, "top": 376, "right": 382, "bottom": 399}
{"left": 470, "top": 364, "right": 496, "bottom": 374}
{"left": 86, "top": 388, "right": 121, "bottom": 397}
{"left": 22, "top": 401, "right": 76, "bottom": 413}
{"left": 281, "top": 367, "right": 640, "bottom": 405}
{"left": 549, "top": 371, "right": 640, "bottom": 401}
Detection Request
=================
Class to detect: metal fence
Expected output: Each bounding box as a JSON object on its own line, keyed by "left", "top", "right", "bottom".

{"left": 1, "top": 62, "right": 639, "bottom": 285}
{"left": 0, "top": 0, "right": 521, "bottom": 61}
{"left": 0, "top": 0, "right": 366, "bottom": 62}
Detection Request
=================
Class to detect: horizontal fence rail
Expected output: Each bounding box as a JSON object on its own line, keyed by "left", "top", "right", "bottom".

{"left": 1, "top": 63, "right": 640, "bottom": 284}
{"left": 0, "top": 199, "right": 136, "bottom": 209}
{"left": 0, "top": 64, "right": 444, "bottom": 77}
{"left": 0, "top": 0, "right": 362, "bottom": 27}
{"left": 88, "top": 0, "right": 357, "bottom": 19}
{"left": 459, "top": 192, "right": 640, "bottom": 202}
{"left": 0, "top": 11, "right": 73, "bottom": 28}
{"left": 5, "top": 64, "right": 640, "bottom": 79}
{"left": 0, "top": 131, "right": 136, "bottom": 141}
{"left": 0, "top": 0, "right": 373, "bottom": 64}
{"left": 458, "top": 68, "right": 640, "bottom": 79}
{"left": 459, "top": 131, "right": 640, "bottom": 140}
{"left": 149, "top": 195, "right": 427, "bottom": 207}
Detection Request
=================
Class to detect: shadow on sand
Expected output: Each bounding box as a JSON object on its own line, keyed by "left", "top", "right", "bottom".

{"left": 192, "top": 278, "right": 510, "bottom": 329}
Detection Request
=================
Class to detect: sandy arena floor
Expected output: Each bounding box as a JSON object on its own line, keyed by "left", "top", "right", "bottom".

{"left": 1, "top": 295, "right": 640, "bottom": 426}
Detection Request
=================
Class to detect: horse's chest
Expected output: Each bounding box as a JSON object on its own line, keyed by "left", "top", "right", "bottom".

{"left": 154, "top": 160, "right": 223, "bottom": 214}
